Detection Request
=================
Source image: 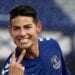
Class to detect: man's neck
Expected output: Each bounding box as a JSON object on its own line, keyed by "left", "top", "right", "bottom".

{"left": 25, "top": 43, "right": 39, "bottom": 59}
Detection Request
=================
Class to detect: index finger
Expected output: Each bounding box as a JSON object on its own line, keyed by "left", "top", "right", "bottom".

{"left": 17, "top": 49, "right": 26, "bottom": 63}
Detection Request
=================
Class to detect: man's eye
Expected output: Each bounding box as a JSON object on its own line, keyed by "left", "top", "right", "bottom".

{"left": 13, "top": 27, "right": 20, "bottom": 30}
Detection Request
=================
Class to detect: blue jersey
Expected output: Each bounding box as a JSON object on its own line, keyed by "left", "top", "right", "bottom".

{"left": 1, "top": 38, "right": 72, "bottom": 75}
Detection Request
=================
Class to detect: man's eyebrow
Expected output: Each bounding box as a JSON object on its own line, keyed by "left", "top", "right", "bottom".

{"left": 23, "top": 24, "right": 32, "bottom": 27}
{"left": 11, "top": 26, "right": 21, "bottom": 29}
{"left": 24, "top": 24, "right": 32, "bottom": 26}
{"left": 12, "top": 25, "right": 19, "bottom": 27}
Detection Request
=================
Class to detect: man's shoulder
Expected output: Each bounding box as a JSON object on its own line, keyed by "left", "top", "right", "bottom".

{"left": 38, "top": 37, "right": 61, "bottom": 54}
{"left": 38, "top": 37, "right": 58, "bottom": 45}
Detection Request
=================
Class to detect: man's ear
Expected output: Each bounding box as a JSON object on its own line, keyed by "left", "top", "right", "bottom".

{"left": 8, "top": 26, "right": 13, "bottom": 36}
{"left": 36, "top": 21, "right": 42, "bottom": 33}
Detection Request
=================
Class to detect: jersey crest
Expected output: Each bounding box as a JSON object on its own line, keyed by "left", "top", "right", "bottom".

{"left": 51, "top": 55, "right": 61, "bottom": 69}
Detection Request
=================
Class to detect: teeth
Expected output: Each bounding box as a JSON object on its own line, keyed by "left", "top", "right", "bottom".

{"left": 20, "top": 38, "right": 29, "bottom": 43}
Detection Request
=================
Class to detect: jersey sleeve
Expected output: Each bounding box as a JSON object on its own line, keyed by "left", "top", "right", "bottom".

{"left": 1, "top": 54, "right": 11, "bottom": 75}
{"left": 53, "top": 39, "right": 72, "bottom": 75}
{"left": 60, "top": 51, "right": 72, "bottom": 75}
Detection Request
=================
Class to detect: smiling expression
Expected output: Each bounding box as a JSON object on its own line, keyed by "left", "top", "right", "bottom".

{"left": 9, "top": 16, "right": 42, "bottom": 49}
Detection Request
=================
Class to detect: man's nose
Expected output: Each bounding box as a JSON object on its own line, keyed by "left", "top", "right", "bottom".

{"left": 20, "top": 28, "right": 26, "bottom": 36}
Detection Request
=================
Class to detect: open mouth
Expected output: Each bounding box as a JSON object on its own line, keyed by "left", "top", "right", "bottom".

{"left": 19, "top": 38, "right": 29, "bottom": 44}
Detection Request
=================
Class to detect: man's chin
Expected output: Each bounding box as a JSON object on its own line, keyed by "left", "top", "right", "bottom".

{"left": 20, "top": 46, "right": 31, "bottom": 50}
{"left": 17, "top": 43, "right": 32, "bottom": 49}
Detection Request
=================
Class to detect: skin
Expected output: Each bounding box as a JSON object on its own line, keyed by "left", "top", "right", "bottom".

{"left": 9, "top": 49, "right": 26, "bottom": 75}
{"left": 8, "top": 16, "right": 42, "bottom": 75}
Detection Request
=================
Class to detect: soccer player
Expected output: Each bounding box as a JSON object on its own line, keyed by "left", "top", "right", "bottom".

{"left": 1, "top": 4, "right": 72, "bottom": 75}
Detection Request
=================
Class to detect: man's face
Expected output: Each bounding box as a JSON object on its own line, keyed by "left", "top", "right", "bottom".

{"left": 9, "top": 16, "right": 42, "bottom": 49}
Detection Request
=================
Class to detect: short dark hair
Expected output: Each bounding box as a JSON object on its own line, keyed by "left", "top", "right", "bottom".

{"left": 9, "top": 4, "right": 39, "bottom": 24}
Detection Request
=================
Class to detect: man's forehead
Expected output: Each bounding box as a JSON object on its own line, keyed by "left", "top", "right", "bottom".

{"left": 12, "top": 24, "right": 32, "bottom": 27}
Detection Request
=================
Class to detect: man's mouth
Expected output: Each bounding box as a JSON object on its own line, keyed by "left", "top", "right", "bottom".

{"left": 19, "top": 38, "right": 29, "bottom": 43}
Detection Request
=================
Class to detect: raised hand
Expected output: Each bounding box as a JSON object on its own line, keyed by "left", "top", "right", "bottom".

{"left": 9, "top": 49, "right": 26, "bottom": 75}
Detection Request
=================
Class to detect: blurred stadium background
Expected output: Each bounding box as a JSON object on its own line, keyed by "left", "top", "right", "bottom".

{"left": 0, "top": 0, "right": 75, "bottom": 75}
